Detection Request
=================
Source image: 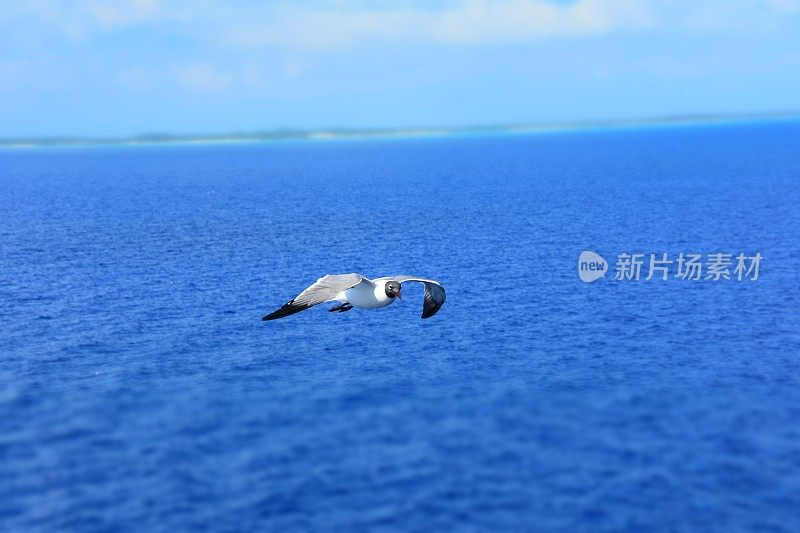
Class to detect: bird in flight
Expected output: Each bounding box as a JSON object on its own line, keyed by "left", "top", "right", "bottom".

{"left": 263, "top": 273, "right": 446, "bottom": 321}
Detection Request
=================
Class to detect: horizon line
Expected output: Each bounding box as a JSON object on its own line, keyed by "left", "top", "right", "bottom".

{"left": 2, "top": 110, "right": 799, "bottom": 149}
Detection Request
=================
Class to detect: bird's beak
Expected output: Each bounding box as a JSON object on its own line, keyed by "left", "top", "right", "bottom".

{"left": 397, "top": 290, "right": 402, "bottom": 299}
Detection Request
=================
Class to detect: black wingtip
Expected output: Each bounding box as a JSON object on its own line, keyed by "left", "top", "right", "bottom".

{"left": 421, "top": 307, "right": 440, "bottom": 319}
{"left": 420, "top": 286, "right": 445, "bottom": 319}
{"left": 263, "top": 301, "right": 310, "bottom": 321}
{"left": 421, "top": 300, "right": 444, "bottom": 319}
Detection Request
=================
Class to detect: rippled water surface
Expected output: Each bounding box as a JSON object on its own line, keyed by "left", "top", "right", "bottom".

{"left": 2, "top": 121, "right": 800, "bottom": 531}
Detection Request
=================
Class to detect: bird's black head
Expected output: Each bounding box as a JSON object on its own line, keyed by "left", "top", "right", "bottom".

{"left": 385, "top": 281, "right": 401, "bottom": 299}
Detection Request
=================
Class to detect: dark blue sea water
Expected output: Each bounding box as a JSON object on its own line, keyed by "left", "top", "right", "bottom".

{"left": 2, "top": 121, "right": 800, "bottom": 531}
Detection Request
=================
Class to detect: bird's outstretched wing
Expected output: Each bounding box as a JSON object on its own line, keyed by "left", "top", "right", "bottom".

{"left": 263, "top": 273, "right": 369, "bottom": 320}
{"left": 389, "top": 276, "right": 446, "bottom": 319}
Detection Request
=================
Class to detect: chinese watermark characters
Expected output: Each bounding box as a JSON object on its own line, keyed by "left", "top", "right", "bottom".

{"left": 578, "top": 251, "right": 761, "bottom": 283}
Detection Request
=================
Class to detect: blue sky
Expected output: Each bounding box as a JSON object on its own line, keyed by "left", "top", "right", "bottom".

{"left": 2, "top": 0, "right": 800, "bottom": 137}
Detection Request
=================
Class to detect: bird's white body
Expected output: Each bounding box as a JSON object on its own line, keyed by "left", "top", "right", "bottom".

{"left": 336, "top": 282, "right": 395, "bottom": 309}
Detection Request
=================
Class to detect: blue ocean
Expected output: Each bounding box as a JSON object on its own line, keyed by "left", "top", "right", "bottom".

{"left": 2, "top": 120, "right": 800, "bottom": 531}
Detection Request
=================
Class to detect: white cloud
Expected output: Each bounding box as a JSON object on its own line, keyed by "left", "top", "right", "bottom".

{"left": 220, "top": 0, "right": 655, "bottom": 50}
{"left": 6, "top": 0, "right": 800, "bottom": 98}
{"left": 8, "top": 1, "right": 800, "bottom": 53}
{"left": 2, "top": 1, "right": 655, "bottom": 50}
{"left": 89, "top": 0, "right": 163, "bottom": 29}
{"left": 658, "top": 0, "right": 800, "bottom": 34}
{"left": 430, "top": 0, "right": 654, "bottom": 44}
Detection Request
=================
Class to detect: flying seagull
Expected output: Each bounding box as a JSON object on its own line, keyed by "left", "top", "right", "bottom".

{"left": 263, "top": 274, "right": 446, "bottom": 321}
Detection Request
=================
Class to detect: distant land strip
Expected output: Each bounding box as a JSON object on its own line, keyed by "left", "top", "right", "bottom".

{"left": 2, "top": 111, "right": 799, "bottom": 148}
